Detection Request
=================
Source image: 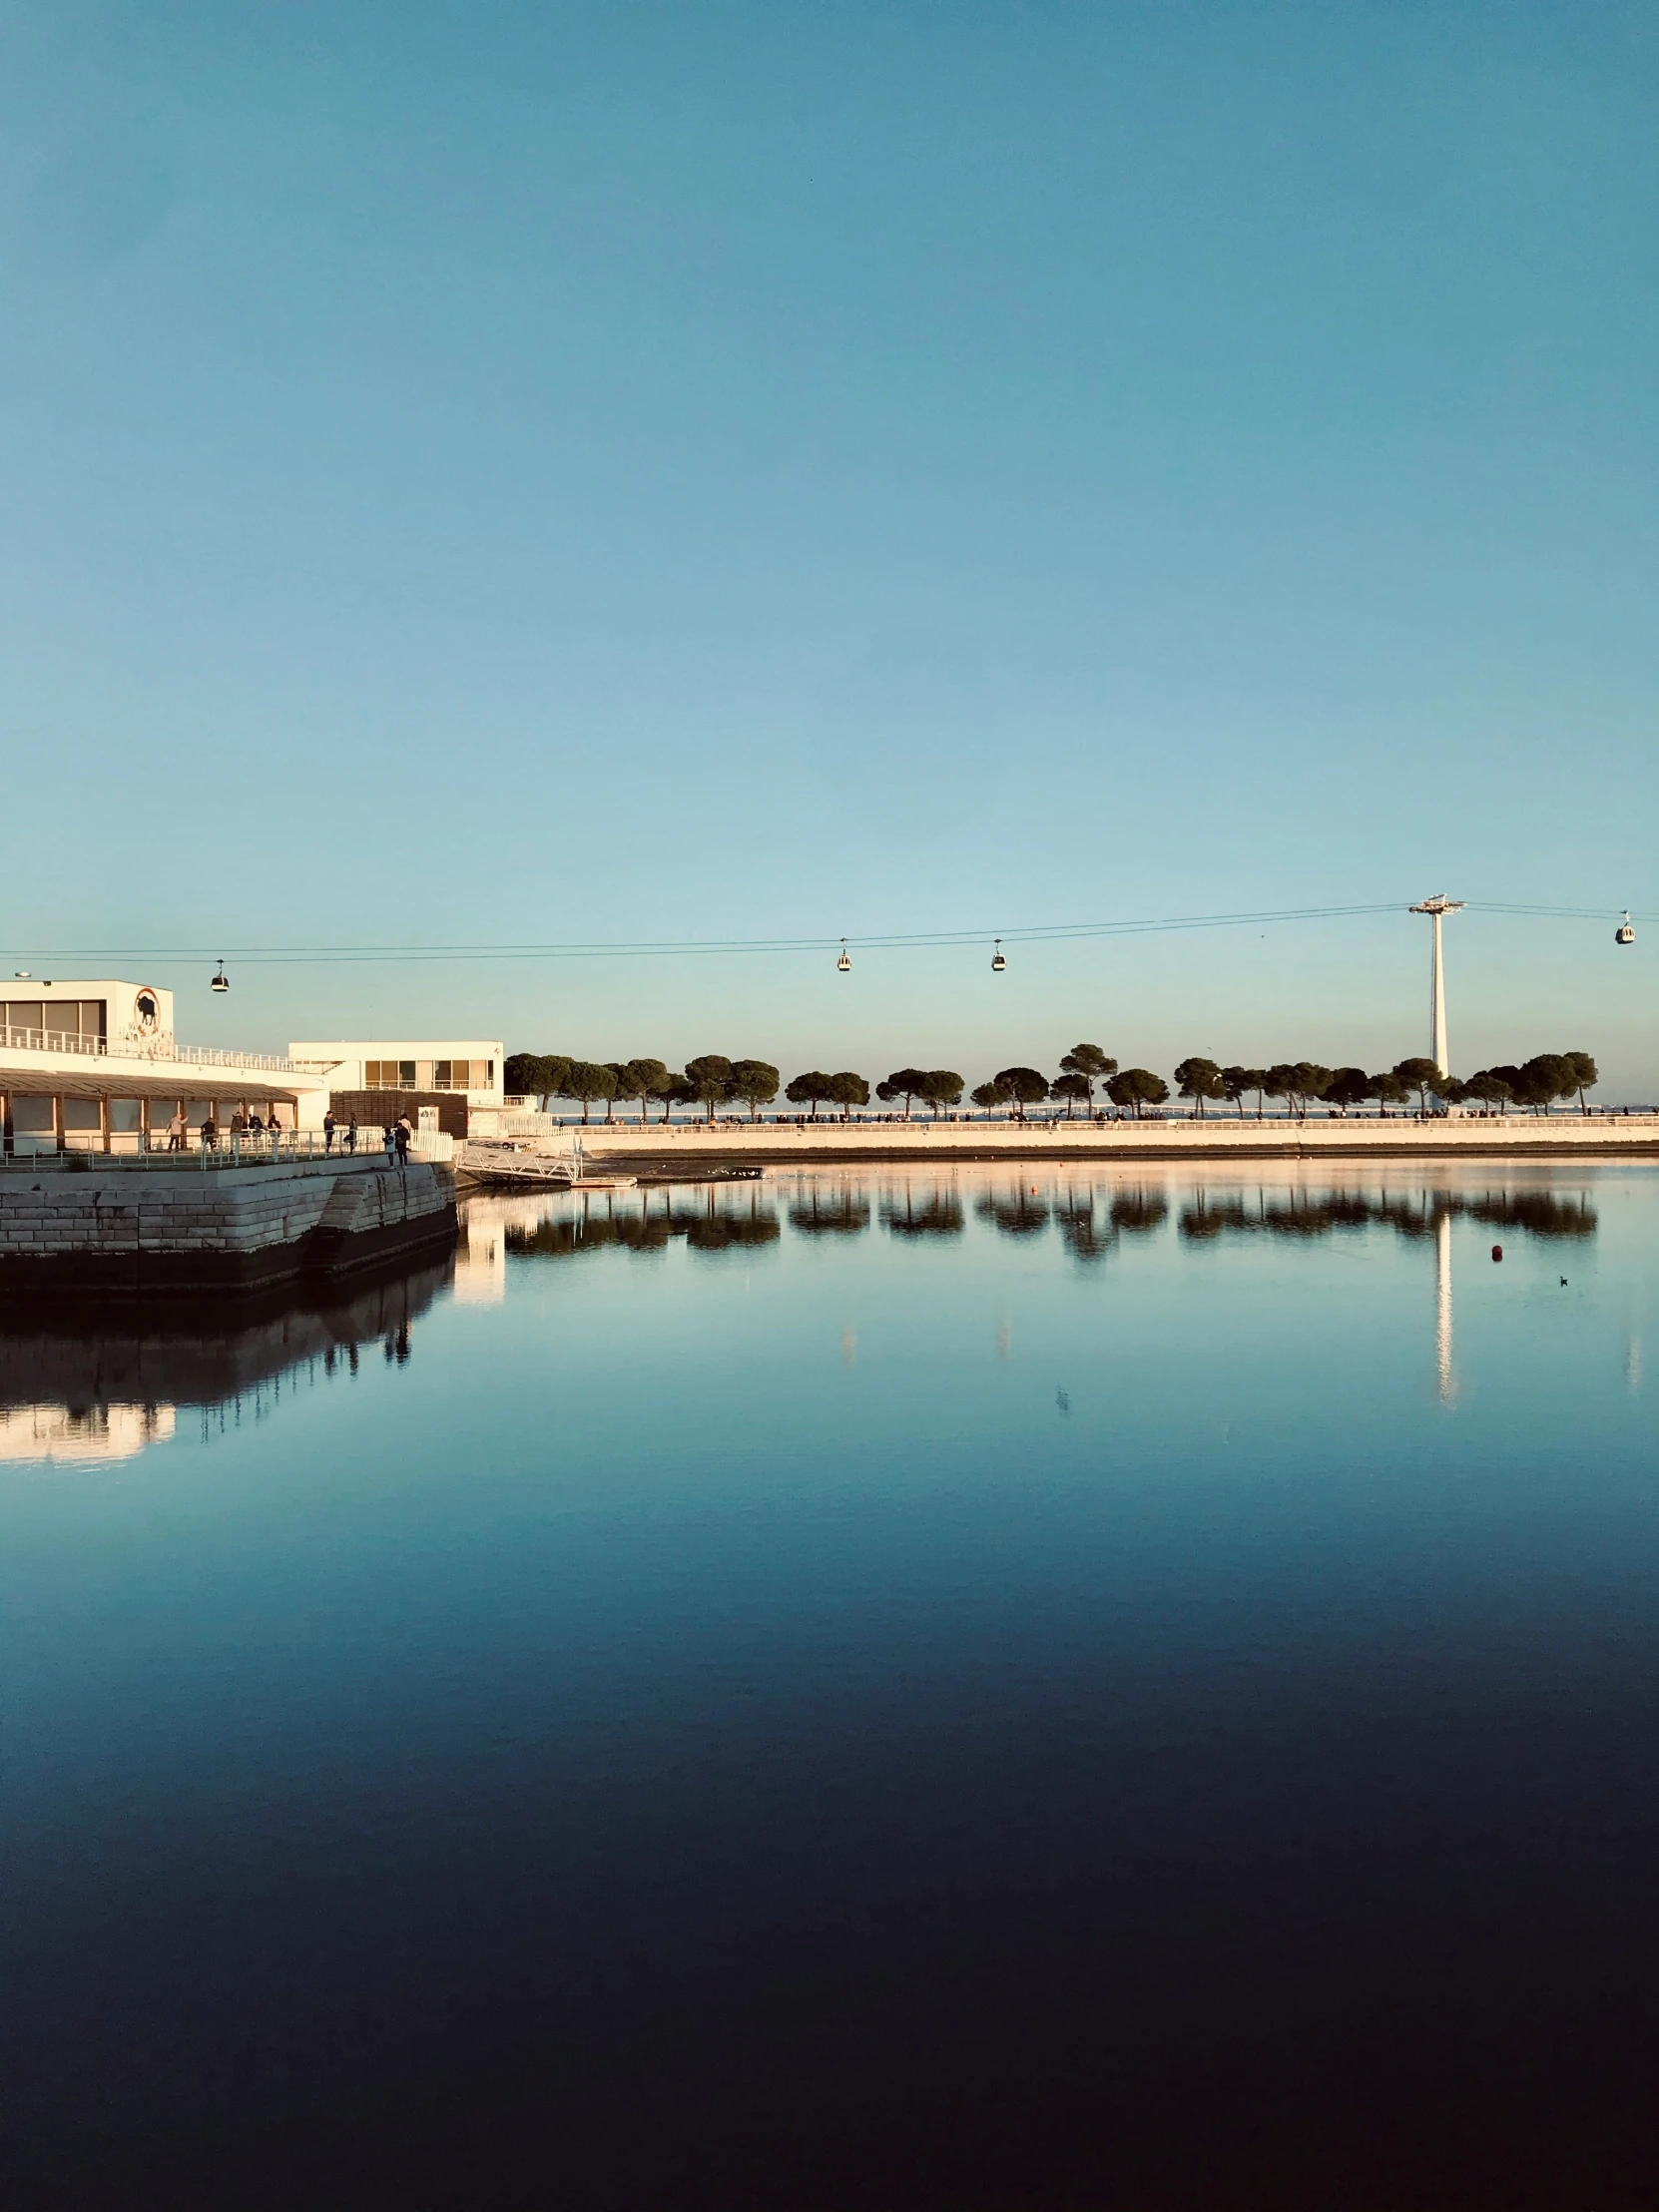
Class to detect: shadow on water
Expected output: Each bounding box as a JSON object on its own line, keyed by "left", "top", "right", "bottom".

{"left": 1179, "top": 1189, "right": 1598, "bottom": 1243}
{"left": 0, "top": 1249, "right": 454, "bottom": 1463}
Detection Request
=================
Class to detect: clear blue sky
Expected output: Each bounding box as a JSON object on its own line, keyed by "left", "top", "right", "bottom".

{"left": 2, "top": 2, "right": 1654, "bottom": 1088}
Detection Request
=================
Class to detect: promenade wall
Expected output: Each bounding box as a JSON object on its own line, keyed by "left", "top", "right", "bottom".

{"left": 0, "top": 1157, "right": 457, "bottom": 1291}
{"left": 568, "top": 1115, "right": 1659, "bottom": 1167}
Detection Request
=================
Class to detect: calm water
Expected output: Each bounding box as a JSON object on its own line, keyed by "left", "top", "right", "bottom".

{"left": 3, "top": 1161, "right": 1657, "bottom": 2208}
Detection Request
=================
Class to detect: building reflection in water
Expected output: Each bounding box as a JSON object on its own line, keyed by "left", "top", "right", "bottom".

{"left": 0, "top": 1249, "right": 454, "bottom": 1468}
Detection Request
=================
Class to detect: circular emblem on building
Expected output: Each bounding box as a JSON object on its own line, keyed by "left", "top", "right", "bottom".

{"left": 135, "top": 987, "right": 161, "bottom": 1034}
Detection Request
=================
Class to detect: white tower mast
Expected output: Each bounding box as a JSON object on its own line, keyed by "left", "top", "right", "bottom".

{"left": 1409, "top": 894, "right": 1465, "bottom": 1077}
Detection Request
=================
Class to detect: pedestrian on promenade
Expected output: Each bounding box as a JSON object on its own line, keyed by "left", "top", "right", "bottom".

{"left": 168, "top": 1108, "right": 186, "bottom": 1151}
{"left": 394, "top": 1117, "right": 411, "bottom": 1168}
{"left": 383, "top": 1123, "right": 397, "bottom": 1167}
{"left": 200, "top": 1114, "right": 217, "bottom": 1152}
{"left": 345, "top": 1115, "right": 357, "bottom": 1155}
{"left": 323, "top": 1111, "right": 335, "bottom": 1154}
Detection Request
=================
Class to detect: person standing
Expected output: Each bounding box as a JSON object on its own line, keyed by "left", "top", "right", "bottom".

{"left": 383, "top": 1122, "right": 397, "bottom": 1167}
{"left": 323, "top": 1111, "right": 335, "bottom": 1154}
{"left": 345, "top": 1115, "right": 357, "bottom": 1156}
{"left": 200, "top": 1113, "right": 217, "bottom": 1152}
{"left": 168, "top": 1107, "right": 186, "bottom": 1152}
{"left": 394, "top": 1118, "right": 411, "bottom": 1168}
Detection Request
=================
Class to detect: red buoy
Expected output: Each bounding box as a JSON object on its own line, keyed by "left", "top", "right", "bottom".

{"left": 1491, "top": 1244, "right": 1503, "bottom": 1262}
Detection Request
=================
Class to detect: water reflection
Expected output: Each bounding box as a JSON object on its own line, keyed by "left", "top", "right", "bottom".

{"left": 879, "top": 1188, "right": 963, "bottom": 1238}
{"left": 506, "top": 1184, "right": 781, "bottom": 1259}
{"left": 0, "top": 1252, "right": 453, "bottom": 1466}
{"left": 1178, "top": 1188, "right": 1596, "bottom": 1242}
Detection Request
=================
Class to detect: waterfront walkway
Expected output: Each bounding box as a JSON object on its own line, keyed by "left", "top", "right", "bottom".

{"left": 563, "top": 1114, "right": 1659, "bottom": 1166}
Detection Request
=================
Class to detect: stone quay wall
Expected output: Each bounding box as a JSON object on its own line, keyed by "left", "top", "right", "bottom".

{"left": 0, "top": 1156, "right": 457, "bottom": 1289}
{"left": 566, "top": 1115, "right": 1659, "bottom": 1168}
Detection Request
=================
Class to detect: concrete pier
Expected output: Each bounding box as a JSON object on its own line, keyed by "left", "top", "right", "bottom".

{"left": 0, "top": 1155, "right": 457, "bottom": 1292}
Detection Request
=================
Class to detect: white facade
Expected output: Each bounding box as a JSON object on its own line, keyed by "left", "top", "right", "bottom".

{"left": 1, "top": 977, "right": 327, "bottom": 1154}
{"left": 288, "top": 1040, "right": 504, "bottom": 1107}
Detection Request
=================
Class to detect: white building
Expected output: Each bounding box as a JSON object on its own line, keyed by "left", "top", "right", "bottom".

{"left": 288, "top": 1039, "right": 504, "bottom": 1110}
{"left": 1, "top": 979, "right": 327, "bottom": 1155}
{"left": 0, "top": 986, "right": 506, "bottom": 1156}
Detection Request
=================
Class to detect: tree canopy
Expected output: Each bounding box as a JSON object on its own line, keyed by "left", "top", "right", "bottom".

{"left": 730, "top": 1059, "right": 781, "bottom": 1120}
{"left": 993, "top": 1066, "right": 1050, "bottom": 1119}
{"left": 877, "top": 1067, "right": 928, "bottom": 1119}
{"left": 1221, "top": 1066, "right": 1268, "bottom": 1117}
{"left": 685, "top": 1053, "right": 735, "bottom": 1120}
{"left": 1562, "top": 1050, "right": 1599, "bottom": 1110}
{"left": 827, "top": 1071, "right": 869, "bottom": 1119}
{"left": 1325, "top": 1067, "right": 1373, "bottom": 1114}
{"left": 1050, "top": 1071, "right": 1092, "bottom": 1116}
{"left": 1461, "top": 1071, "right": 1512, "bottom": 1107}
{"left": 1173, "top": 1056, "right": 1226, "bottom": 1116}
{"left": 919, "top": 1070, "right": 964, "bottom": 1116}
{"left": 1267, "top": 1062, "right": 1332, "bottom": 1117}
{"left": 1392, "top": 1057, "right": 1442, "bottom": 1114}
{"left": 1107, "top": 1068, "right": 1169, "bottom": 1116}
{"left": 561, "top": 1060, "right": 617, "bottom": 1124}
{"left": 503, "top": 1051, "right": 572, "bottom": 1104}
{"left": 969, "top": 1080, "right": 1005, "bottom": 1111}
{"left": 786, "top": 1070, "right": 833, "bottom": 1114}
{"left": 1059, "top": 1044, "right": 1116, "bottom": 1097}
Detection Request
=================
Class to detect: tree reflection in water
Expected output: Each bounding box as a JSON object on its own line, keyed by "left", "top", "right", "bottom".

{"left": 506, "top": 1186, "right": 780, "bottom": 1261}
{"left": 790, "top": 1184, "right": 871, "bottom": 1237}
{"left": 1179, "top": 1189, "right": 1597, "bottom": 1243}
{"left": 879, "top": 1189, "right": 964, "bottom": 1238}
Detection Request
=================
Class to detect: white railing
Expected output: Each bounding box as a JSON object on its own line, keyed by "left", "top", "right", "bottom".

{"left": 175, "top": 1043, "right": 300, "bottom": 1072}
{"left": 0, "top": 1027, "right": 299, "bottom": 1073}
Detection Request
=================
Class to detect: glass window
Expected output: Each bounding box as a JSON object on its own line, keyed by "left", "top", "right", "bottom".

{"left": 433, "top": 1061, "right": 452, "bottom": 1089}
{"left": 63, "top": 1098, "right": 101, "bottom": 1130}
{"left": 11, "top": 1096, "right": 54, "bottom": 1132}
{"left": 5, "top": 1002, "right": 45, "bottom": 1034}
{"left": 399, "top": 1060, "right": 415, "bottom": 1087}
{"left": 109, "top": 1099, "right": 143, "bottom": 1132}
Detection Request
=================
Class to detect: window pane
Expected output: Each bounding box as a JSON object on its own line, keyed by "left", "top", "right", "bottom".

{"left": 63, "top": 1098, "right": 101, "bottom": 1130}
{"left": 399, "top": 1061, "right": 415, "bottom": 1087}
{"left": 110, "top": 1099, "right": 143, "bottom": 1132}
{"left": 11, "top": 1096, "right": 54, "bottom": 1132}
{"left": 7, "top": 1002, "right": 45, "bottom": 1033}
{"left": 434, "top": 1061, "right": 452, "bottom": 1088}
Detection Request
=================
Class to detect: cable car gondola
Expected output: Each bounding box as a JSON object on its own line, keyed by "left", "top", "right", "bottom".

{"left": 1616, "top": 912, "right": 1635, "bottom": 946}
{"left": 836, "top": 939, "right": 851, "bottom": 973}
{"left": 990, "top": 937, "right": 1006, "bottom": 972}
{"left": 211, "top": 959, "right": 231, "bottom": 993}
